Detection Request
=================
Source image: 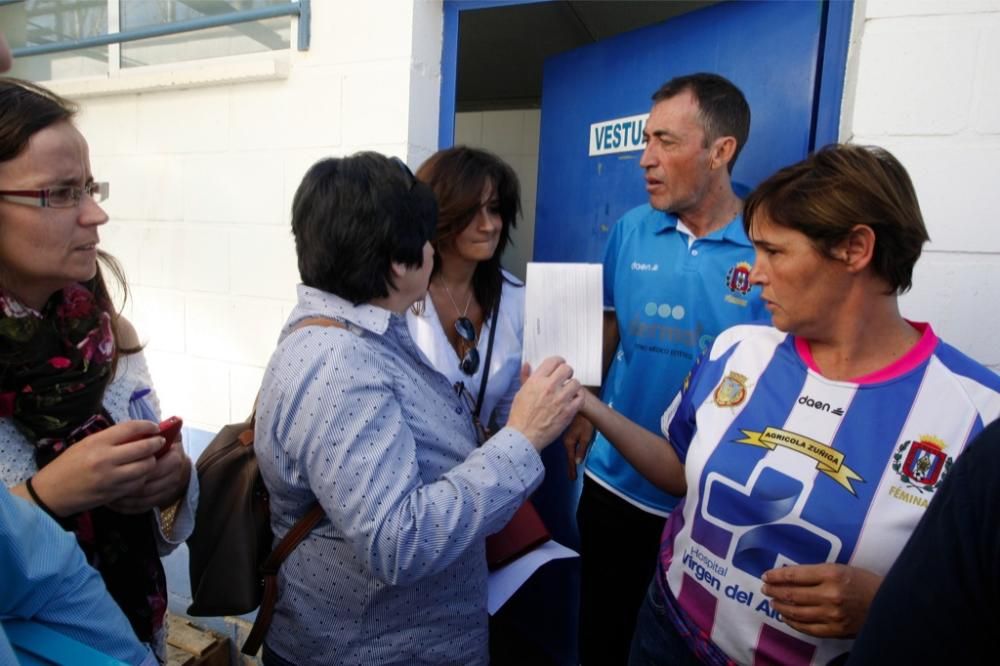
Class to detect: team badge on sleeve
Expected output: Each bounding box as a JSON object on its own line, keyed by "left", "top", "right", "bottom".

{"left": 714, "top": 371, "right": 748, "bottom": 407}
{"left": 891, "top": 436, "right": 953, "bottom": 493}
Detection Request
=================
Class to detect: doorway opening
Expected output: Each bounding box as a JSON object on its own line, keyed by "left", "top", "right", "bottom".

{"left": 444, "top": 1, "right": 717, "bottom": 279}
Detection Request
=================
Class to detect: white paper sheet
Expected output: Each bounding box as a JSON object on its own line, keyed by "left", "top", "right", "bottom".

{"left": 523, "top": 263, "right": 603, "bottom": 387}
{"left": 486, "top": 540, "right": 579, "bottom": 614}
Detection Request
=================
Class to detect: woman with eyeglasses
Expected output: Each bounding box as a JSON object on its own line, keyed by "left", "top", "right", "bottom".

{"left": 407, "top": 146, "right": 524, "bottom": 443}
{"left": 254, "top": 151, "right": 583, "bottom": 666}
{"left": 0, "top": 78, "right": 196, "bottom": 660}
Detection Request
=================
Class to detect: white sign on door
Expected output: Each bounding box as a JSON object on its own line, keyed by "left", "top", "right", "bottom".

{"left": 588, "top": 113, "right": 647, "bottom": 157}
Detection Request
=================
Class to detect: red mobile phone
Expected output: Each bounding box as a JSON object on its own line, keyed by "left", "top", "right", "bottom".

{"left": 155, "top": 416, "right": 183, "bottom": 458}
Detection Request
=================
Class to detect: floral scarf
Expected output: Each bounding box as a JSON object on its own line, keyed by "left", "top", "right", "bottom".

{"left": 0, "top": 282, "right": 167, "bottom": 644}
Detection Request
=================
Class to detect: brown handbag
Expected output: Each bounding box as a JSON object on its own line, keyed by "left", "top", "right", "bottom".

{"left": 186, "top": 317, "right": 339, "bottom": 655}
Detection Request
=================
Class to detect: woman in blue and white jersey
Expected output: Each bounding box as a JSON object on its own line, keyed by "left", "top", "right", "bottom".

{"left": 581, "top": 143, "right": 1000, "bottom": 666}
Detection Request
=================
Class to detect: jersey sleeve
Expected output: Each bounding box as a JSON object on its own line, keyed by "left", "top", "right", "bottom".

{"left": 661, "top": 348, "right": 710, "bottom": 463}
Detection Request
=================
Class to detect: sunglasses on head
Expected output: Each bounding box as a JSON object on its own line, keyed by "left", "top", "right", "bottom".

{"left": 454, "top": 316, "right": 480, "bottom": 375}
{"left": 390, "top": 156, "right": 416, "bottom": 191}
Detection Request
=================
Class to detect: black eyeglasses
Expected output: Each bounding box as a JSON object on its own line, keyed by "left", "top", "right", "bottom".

{"left": 455, "top": 381, "right": 489, "bottom": 445}
{"left": 390, "top": 156, "right": 416, "bottom": 191}
{"left": 454, "top": 316, "right": 480, "bottom": 375}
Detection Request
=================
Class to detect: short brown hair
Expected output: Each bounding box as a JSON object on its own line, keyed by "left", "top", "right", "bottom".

{"left": 744, "top": 144, "right": 929, "bottom": 294}
{"left": 291, "top": 152, "right": 437, "bottom": 304}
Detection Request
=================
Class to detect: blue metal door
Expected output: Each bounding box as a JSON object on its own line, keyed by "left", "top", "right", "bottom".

{"left": 518, "top": 4, "right": 852, "bottom": 663}
{"left": 534, "top": 0, "right": 850, "bottom": 262}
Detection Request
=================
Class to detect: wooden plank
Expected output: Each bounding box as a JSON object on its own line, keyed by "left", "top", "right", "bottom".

{"left": 166, "top": 616, "right": 216, "bottom": 656}
{"left": 166, "top": 644, "right": 195, "bottom": 666}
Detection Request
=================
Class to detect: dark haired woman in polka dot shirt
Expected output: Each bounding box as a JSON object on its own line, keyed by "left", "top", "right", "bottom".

{"left": 254, "top": 151, "right": 584, "bottom": 666}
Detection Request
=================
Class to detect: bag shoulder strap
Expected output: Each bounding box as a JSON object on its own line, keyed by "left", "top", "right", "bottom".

{"left": 242, "top": 503, "right": 325, "bottom": 654}
{"left": 294, "top": 316, "right": 346, "bottom": 331}
{"left": 241, "top": 315, "right": 343, "bottom": 656}
{"left": 474, "top": 295, "right": 502, "bottom": 419}
{"left": 247, "top": 316, "right": 346, "bottom": 425}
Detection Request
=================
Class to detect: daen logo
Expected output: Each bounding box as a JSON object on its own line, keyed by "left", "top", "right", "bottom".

{"left": 797, "top": 395, "right": 845, "bottom": 416}
{"left": 644, "top": 302, "right": 685, "bottom": 320}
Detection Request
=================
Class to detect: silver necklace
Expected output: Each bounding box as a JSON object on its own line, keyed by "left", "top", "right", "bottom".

{"left": 440, "top": 281, "right": 473, "bottom": 318}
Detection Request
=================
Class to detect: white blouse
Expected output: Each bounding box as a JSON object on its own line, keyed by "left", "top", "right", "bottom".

{"left": 407, "top": 272, "right": 525, "bottom": 430}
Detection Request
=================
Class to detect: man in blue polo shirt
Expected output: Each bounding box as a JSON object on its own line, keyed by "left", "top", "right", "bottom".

{"left": 564, "top": 72, "right": 767, "bottom": 665}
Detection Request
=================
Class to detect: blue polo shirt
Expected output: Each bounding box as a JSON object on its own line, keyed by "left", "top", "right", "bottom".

{"left": 584, "top": 204, "right": 767, "bottom": 515}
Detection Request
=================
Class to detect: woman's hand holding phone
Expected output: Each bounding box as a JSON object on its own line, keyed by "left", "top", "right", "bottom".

{"left": 155, "top": 416, "right": 183, "bottom": 458}
{"left": 109, "top": 416, "right": 191, "bottom": 514}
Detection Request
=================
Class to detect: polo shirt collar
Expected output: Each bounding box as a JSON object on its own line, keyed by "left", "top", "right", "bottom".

{"left": 655, "top": 208, "right": 752, "bottom": 248}
{"left": 715, "top": 214, "right": 752, "bottom": 247}
{"left": 652, "top": 208, "right": 680, "bottom": 234}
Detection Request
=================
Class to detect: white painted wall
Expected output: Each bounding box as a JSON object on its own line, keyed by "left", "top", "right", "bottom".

{"left": 842, "top": 0, "right": 1000, "bottom": 371}
{"left": 57, "top": 1, "right": 443, "bottom": 434}
{"left": 454, "top": 109, "right": 541, "bottom": 280}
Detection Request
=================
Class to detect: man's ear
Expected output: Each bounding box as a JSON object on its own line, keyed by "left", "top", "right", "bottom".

{"left": 838, "top": 225, "right": 876, "bottom": 273}
{"left": 710, "top": 136, "right": 738, "bottom": 171}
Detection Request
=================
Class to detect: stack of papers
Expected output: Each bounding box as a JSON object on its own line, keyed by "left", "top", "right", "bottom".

{"left": 523, "top": 262, "right": 603, "bottom": 387}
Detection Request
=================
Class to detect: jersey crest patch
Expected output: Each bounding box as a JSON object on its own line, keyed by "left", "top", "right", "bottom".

{"left": 714, "top": 371, "right": 748, "bottom": 407}
{"left": 725, "top": 262, "right": 753, "bottom": 296}
{"left": 724, "top": 262, "right": 753, "bottom": 306}
{"left": 891, "top": 436, "right": 953, "bottom": 493}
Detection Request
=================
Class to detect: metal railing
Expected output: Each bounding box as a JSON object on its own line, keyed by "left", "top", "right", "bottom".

{"left": 9, "top": 0, "right": 310, "bottom": 57}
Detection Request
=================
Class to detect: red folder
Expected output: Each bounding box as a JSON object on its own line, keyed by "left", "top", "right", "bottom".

{"left": 485, "top": 500, "right": 551, "bottom": 571}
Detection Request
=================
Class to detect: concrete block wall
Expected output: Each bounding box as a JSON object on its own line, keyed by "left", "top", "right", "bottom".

{"left": 843, "top": 0, "right": 1000, "bottom": 370}
{"left": 454, "top": 109, "right": 541, "bottom": 280}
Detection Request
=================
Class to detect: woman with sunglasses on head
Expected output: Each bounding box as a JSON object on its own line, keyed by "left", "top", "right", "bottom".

{"left": 254, "top": 152, "right": 583, "bottom": 666}
{"left": 0, "top": 78, "right": 196, "bottom": 661}
{"left": 407, "top": 146, "right": 524, "bottom": 444}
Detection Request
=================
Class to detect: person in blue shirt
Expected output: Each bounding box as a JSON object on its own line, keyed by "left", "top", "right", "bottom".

{"left": 563, "top": 72, "right": 767, "bottom": 664}
{"left": 0, "top": 486, "right": 157, "bottom": 665}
